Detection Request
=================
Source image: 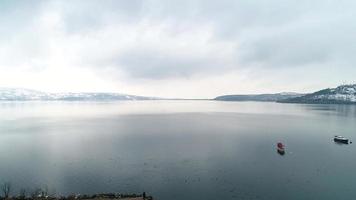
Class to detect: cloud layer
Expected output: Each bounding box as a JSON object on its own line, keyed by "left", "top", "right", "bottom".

{"left": 0, "top": 0, "right": 355, "bottom": 98}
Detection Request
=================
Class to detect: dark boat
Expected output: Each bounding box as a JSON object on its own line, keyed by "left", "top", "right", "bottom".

{"left": 277, "top": 142, "right": 285, "bottom": 155}
{"left": 334, "top": 136, "right": 349, "bottom": 144}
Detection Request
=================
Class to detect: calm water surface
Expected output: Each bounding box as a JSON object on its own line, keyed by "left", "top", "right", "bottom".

{"left": 0, "top": 101, "right": 356, "bottom": 200}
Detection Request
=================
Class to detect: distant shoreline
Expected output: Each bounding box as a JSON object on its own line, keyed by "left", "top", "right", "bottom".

{"left": 1, "top": 84, "right": 356, "bottom": 105}
{"left": 1, "top": 98, "right": 356, "bottom": 105}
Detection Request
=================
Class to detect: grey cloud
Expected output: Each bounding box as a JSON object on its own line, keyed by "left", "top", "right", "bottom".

{"left": 85, "top": 0, "right": 356, "bottom": 78}
{"left": 58, "top": 0, "right": 145, "bottom": 33}
{"left": 240, "top": 26, "right": 331, "bottom": 67}
{"left": 240, "top": 14, "right": 356, "bottom": 68}
{"left": 2, "top": 0, "right": 356, "bottom": 80}
{"left": 0, "top": 1, "right": 44, "bottom": 40}
{"left": 113, "top": 49, "right": 228, "bottom": 79}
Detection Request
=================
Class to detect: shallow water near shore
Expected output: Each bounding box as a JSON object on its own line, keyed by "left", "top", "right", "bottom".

{"left": 0, "top": 100, "right": 356, "bottom": 200}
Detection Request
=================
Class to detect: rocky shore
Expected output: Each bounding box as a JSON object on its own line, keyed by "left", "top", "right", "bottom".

{"left": 0, "top": 193, "right": 153, "bottom": 200}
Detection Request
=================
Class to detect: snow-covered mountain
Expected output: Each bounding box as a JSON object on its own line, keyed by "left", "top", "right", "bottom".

{"left": 0, "top": 88, "right": 158, "bottom": 101}
{"left": 279, "top": 84, "right": 356, "bottom": 104}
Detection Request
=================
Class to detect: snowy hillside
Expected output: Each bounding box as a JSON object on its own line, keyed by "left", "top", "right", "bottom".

{"left": 0, "top": 88, "right": 158, "bottom": 101}
{"left": 279, "top": 84, "right": 356, "bottom": 104}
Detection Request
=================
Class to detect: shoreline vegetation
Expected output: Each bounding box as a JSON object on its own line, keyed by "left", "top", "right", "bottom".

{"left": 0, "top": 183, "right": 153, "bottom": 200}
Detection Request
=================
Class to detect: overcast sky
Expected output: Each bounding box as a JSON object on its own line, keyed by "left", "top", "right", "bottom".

{"left": 0, "top": 0, "right": 355, "bottom": 98}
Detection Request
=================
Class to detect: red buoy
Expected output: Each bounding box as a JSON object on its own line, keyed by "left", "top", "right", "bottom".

{"left": 277, "top": 142, "right": 284, "bottom": 149}
{"left": 277, "top": 142, "right": 285, "bottom": 155}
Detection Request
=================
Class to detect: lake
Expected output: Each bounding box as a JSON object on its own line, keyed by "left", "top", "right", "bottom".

{"left": 0, "top": 100, "right": 355, "bottom": 200}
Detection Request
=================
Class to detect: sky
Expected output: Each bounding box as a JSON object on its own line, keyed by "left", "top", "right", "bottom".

{"left": 0, "top": 0, "right": 355, "bottom": 98}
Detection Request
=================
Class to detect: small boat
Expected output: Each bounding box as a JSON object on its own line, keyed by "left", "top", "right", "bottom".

{"left": 277, "top": 142, "right": 285, "bottom": 155}
{"left": 334, "top": 136, "right": 349, "bottom": 144}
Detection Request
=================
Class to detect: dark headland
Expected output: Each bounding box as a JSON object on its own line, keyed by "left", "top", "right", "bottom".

{"left": 214, "top": 84, "right": 356, "bottom": 105}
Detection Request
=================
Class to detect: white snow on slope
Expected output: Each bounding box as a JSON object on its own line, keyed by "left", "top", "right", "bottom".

{"left": 312, "top": 84, "right": 356, "bottom": 102}
{"left": 0, "top": 88, "right": 156, "bottom": 101}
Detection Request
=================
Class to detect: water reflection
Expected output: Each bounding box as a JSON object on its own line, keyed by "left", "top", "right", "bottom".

{"left": 0, "top": 101, "right": 355, "bottom": 200}
{"left": 301, "top": 104, "right": 356, "bottom": 118}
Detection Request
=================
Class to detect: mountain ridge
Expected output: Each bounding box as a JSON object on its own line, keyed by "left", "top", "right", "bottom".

{"left": 278, "top": 84, "right": 356, "bottom": 104}
{"left": 214, "top": 92, "right": 304, "bottom": 102}
{"left": 0, "top": 88, "right": 159, "bottom": 101}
